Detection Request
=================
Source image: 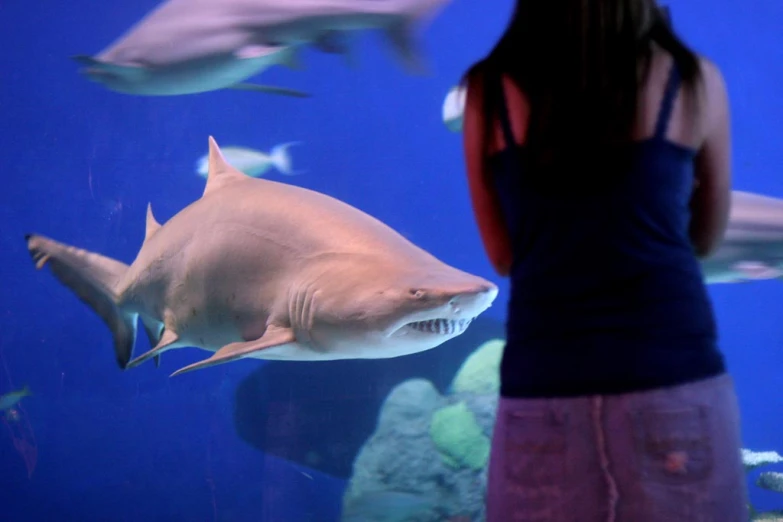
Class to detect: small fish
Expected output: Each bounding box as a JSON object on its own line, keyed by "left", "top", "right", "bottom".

{"left": 442, "top": 84, "right": 467, "bottom": 132}
{"left": 195, "top": 143, "right": 303, "bottom": 179}
{"left": 0, "top": 385, "right": 31, "bottom": 411}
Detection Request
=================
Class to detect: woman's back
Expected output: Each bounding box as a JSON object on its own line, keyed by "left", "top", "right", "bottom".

{"left": 466, "top": 5, "right": 746, "bottom": 522}
{"left": 469, "top": 50, "right": 730, "bottom": 398}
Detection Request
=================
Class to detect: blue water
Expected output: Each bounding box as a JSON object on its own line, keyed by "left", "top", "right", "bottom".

{"left": 0, "top": 0, "right": 781, "bottom": 520}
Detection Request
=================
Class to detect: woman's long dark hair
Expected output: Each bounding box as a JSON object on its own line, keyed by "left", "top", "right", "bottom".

{"left": 465, "top": 0, "right": 702, "bottom": 188}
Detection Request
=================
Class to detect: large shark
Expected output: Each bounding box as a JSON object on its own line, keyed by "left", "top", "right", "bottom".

{"left": 703, "top": 191, "right": 783, "bottom": 283}
{"left": 74, "top": 0, "right": 450, "bottom": 97}
{"left": 25, "top": 137, "right": 497, "bottom": 376}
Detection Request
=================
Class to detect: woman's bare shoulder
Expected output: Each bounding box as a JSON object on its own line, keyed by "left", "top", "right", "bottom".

{"left": 693, "top": 55, "right": 730, "bottom": 143}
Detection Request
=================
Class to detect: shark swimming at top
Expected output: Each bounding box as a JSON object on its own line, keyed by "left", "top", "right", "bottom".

{"left": 73, "top": 0, "right": 451, "bottom": 97}
{"left": 25, "top": 137, "right": 497, "bottom": 377}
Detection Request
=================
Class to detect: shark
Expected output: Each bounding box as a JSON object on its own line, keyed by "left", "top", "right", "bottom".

{"left": 25, "top": 137, "right": 498, "bottom": 377}
{"left": 703, "top": 190, "right": 783, "bottom": 283}
{"left": 73, "top": 0, "right": 450, "bottom": 97}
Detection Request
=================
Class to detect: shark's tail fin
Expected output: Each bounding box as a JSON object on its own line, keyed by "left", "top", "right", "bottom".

{"left": 269, "top": 142, "right": 304, "bottom": 176}
{"left": 25, "top": 234, "right": 136, "bottom": 369}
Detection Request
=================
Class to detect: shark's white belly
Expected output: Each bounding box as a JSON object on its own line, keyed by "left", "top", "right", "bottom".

{"left": 109, "top": 56, "right": 274, "bottom": 96}
{"left": 243, "top": 337, "right": 453, "bottom": 361}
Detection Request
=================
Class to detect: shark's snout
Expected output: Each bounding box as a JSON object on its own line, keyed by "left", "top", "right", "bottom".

{"left": 449, "top": 282, "right": 499, "bottom": 314}
{"left": 397, "top": 280, "right": 498, "bottom": 338}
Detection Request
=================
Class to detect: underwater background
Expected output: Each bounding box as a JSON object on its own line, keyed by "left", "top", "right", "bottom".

{"left": 0, "top": 0, "right": 781, "bottom": 520}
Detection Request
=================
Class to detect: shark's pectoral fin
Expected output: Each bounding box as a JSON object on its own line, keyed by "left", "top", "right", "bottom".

{"left": 281, "top": 48, "right": 304, "bottom": 71}
{"left": 383, "top": 22, "right": 429, "bottom": 75}
{"left": 228, "top": 83, "right": 311, "bottom": 98}
{"left": 312, "top": 32, "right": 358, "bottom": 69}
{"left": 312, "top": 31, "right": 355, "bottom": 65}
{"left": 313, "top": 32, "right": 346, "bottom": 54}
{"left": 126, "top": 328, "right": 179, "bottom": 369}
{"left": 140, "top": 317, "right": 165, "bottom": 368}
{"left": 170, "top": 325, "right": 295, "bottom": 377}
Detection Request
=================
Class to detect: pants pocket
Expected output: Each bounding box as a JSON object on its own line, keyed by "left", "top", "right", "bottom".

{"left": 633, "top": 405, "right": 713, "bottom": 521}
{"left": 635, "top": 405, "right": 713, "bottom": 483}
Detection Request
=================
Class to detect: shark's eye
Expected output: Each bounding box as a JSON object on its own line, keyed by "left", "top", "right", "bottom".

{"left": 409, "top": 289, "right": 426, "bottom": 299}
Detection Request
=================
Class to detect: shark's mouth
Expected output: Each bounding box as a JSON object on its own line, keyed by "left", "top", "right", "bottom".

{"left": 406, "top": 318, "right": 473, "bottom": 335}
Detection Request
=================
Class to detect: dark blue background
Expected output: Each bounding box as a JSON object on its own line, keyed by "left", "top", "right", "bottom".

{"left": 0, "top": 0, "right": 781, "bottom": 520}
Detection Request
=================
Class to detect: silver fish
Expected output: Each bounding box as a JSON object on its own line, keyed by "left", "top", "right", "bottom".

{"left": 195, "top": 143, "right": 303, "bottom": 178}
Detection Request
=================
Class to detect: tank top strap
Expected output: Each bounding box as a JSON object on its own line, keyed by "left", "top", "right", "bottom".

{"left": 654, "top": 62, "right": 682, "bottom": 140}
{"left": 492, "top": 73, "right": 518, "bottom": 150}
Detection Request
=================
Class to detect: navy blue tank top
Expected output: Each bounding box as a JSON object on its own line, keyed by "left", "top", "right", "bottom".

{"left": 489, "top": 64, "right": 726, "bottom": 398}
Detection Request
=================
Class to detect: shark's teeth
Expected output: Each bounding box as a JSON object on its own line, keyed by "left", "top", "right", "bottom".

{"left": 406, "top": 318, "right": 472, "bottom": 335}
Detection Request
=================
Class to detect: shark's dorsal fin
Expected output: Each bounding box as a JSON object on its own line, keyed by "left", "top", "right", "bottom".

{"left": 203, "top": 136, "right": 247, "bottom": 198}
{"left": 145, "top": 203, "right": 162, "bottom": 242}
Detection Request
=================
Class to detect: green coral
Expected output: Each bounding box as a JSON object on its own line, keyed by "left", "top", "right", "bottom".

{"left": 429, "top": 401, "right": 490, "bottom": 470}
{"left": 751, "top": 513, "right": 783, "bottom": 521}
{"left": 451, "top": 338, "right": 505, "bottom": 394}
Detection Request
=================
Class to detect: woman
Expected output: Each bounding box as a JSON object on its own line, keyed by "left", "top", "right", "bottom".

{"left": 461, "top": 1, "right": 747, "bottom": 521}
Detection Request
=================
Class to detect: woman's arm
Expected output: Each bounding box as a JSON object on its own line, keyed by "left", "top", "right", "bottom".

{"left": 462, "top": 72, "right": 513, "bottom": 276}
{"left": 690, "top": 58, "right": 732, "bottom": 258}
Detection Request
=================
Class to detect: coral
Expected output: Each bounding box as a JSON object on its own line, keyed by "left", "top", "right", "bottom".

{"left": 429, "top": 402, "right": 490, "bottom": 470}
{"left": 450, "top": 339, "right": 504, "bottom": 394}
{"left": 342, "top": 377, "right": 492, "bottom": 521}
{"left": 743, "top": 449, "right": 783, "bottom": 471}
{"left": 743, "top": 449, "right": 783, "bottom": 521}
{"left": 752, "top": 513, "right": 783, "bottom": 522}
{"left": 758, "top": 472, "right": 783, "bottom": 493}
{"left": 343, "top": 335, "right": 783, "bottom": 522}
